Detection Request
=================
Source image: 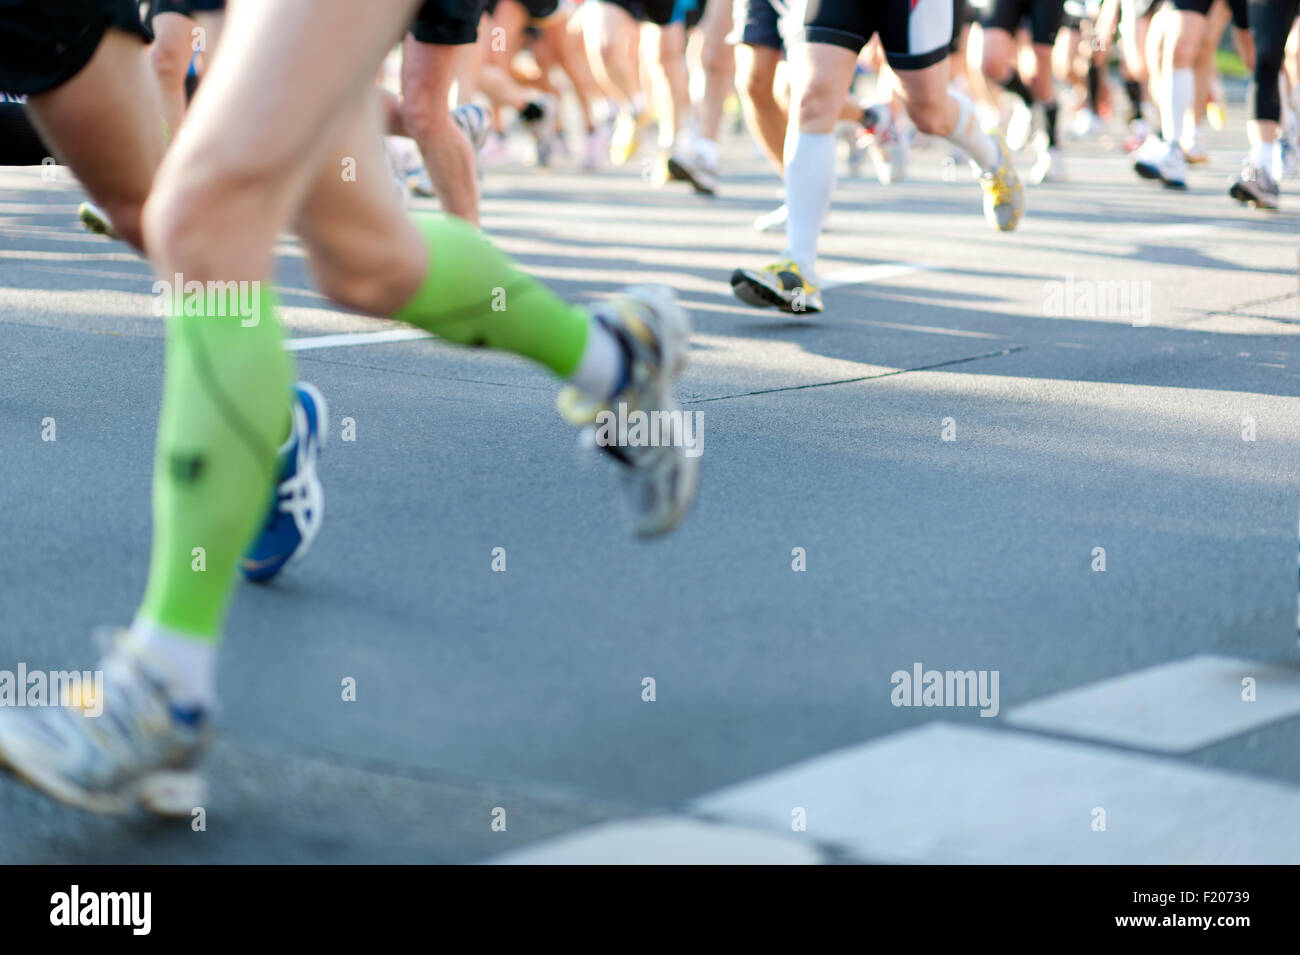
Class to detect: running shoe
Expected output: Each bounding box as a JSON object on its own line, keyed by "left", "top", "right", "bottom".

{"left": 862, "top": 118, "right": 908, "bottom": 185}
{"left": 480, "top": 130, "right": 510, "bottom": 165}
{"left": 521, "top": 95, "right": 558, "bottom": 168}
{"left": 77, "top": 200, "right": 117, "bottom": 239}
{"left": 840, "top": 121, "right": 869, "bottom": 177}
{"left": 583, "top": 122, "right": 612, "bottom": 171}
{"left": 1134, "top": 140, "right": 1187, "bottom": 189}
{"left": 1228, "top": 162, "right": 1280, "bottom": 211}
{"left": 1006, "top": 99, "right": 1035, "bottom": 152}
{"left": 753, "top": 204, "right": 788, "bottom": 233}
{"left": 1031, "top": 145, "right": 1065, "bottom": 183}
{"left": 1122, "top": 118, "right": 1152, "bottom": 153}
{"left": 666, "top": 143, "right": 717, "bottom": 195}
{"left": 976, "top": 131, "right": 1026, "bottom": 231}
{"left": 241, "top": 382, "right": 328, "bottom": 583}
{"left": 610, "top": 110, "right": 647, "bottom": 166}
{"left": 1182, "top": 126, "right": 1209, "bottom": 165}
{"left": 730, "top": 258, "right": 823, "bottom": 313}
{"left": 0, "top": 629, "right": 209, "bottom": 815}
{"left": 452, "top": 102, "right": 491, "bottom": 153}
{"left": 1070, "top": 107, "right": 1104, "bottom": 139}
{"left": 556, "top": 286, "right": 698, "bottom": 537}
{"left": 408, "top": 166, "right": 436, "bottom": 198}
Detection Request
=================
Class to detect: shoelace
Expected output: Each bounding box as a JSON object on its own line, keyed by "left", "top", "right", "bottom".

{"left": 277, "top": 403, "right": 322, "bottom": 545}
{"left": 983, "top": 167, "right": 1014, "bottom": 205}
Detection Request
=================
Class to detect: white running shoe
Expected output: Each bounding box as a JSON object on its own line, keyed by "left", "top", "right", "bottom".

{"left": 1031, "top": 145, "right": 1065, "bottom": 183}
{"left": 1229, "top": 161, "right": 1280, "bottom": 211}
{"left": 1134, "top": 140, "right": 1188, "bottom": 189}
{"left": 556, "top": 287, "right": 699, "bottom": 537}
{"left": 0, "top": 629, "right": 210, "bottom": 815}
{"left": 1006, "top": 100, "right": 1035, "bottom": 152}
{"left": 753, "top": 204, "right": 788, "bottom": 233}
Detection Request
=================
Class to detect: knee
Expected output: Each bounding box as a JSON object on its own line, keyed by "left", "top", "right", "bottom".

{"left": 143, "top": 177, "right": 213, "bottom": 273}
{"left": 1171, "top": 33, "right": 1200, "bottom": 67}
{"left": 597, "top": 38, "right": 621, "bottom": 66}
{"left": 741, "top": 65, "right": 775, "bottom": 108}
{"left": 143, "top": 149, "right": 279, "bottom": 272}
{"left": 311, "top": 264, "right": 392, "bottom": 314}
{"left": 907, "top": 96, "right": 952, "bottom": 136}
{"left": 309, "top": 245, "right": 424, "bottom": 316}
{"left": 793, "top": 76, "right": 840, "bottom": 128}
{"left": 981, "top": 37, "right": 1010, "bottom": 79}
{"left": 399, "top": 92, "right": 447, "bottom": 142}
{"left": 149, "top": 37, "right": 192, "bottom": 84}
{"left": 703, "top": 39, "right": 734, "bottom": 77}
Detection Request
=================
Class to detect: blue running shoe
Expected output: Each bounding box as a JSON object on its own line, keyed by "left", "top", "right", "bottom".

{"left": 241, "top": 382, "right": 328, "bottom": 582}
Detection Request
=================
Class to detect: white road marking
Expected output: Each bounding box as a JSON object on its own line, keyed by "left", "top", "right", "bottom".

{"left": 820, "top": 261, "right": 933, "bottom": 289}
{"left": 690, "top": 723, "right": 1300, "bottom": 864}
{"left": 284, "top": 328, "right": 432, "bottom": 351}
{"left": 488, "top": 817, "right": 824, "bottom": 865}
{"left": 281, "top": 262, "right": 936, "bottom": 351}
{"left": 1006, "top": 654, "right": 1300, "bottom": 753}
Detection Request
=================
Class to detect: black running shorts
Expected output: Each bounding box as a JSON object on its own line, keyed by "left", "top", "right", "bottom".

{"left": 602, "top": 0, "right": 680, "bottom": 26}
{"left": 0, "top": 0, "right": 149, "bottom": 96}
{"left": 1171, "top": 0, "right": 1248, "bottom": 30}
{"left": 411, "top": 0, "right": 491, "bottom": 45}
{"left": 149, "top": 0, "right": 226, "bottom": 18}
{"left": 983, "top": 0, "right": 1065, "bottom": 46}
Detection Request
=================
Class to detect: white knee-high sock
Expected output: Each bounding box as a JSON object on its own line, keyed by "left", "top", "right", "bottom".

{"left": 780, "top": 131, "right": 836, "bottom": 281}
{"left": 1162, "top": 68, "right": 1193, "bottom": 146}
{"left": 945, "top": 89, "right": 1000, "bottom": 172}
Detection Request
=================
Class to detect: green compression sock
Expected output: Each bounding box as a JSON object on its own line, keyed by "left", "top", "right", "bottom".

{"left": 394, "top": 211, "right": 591, "bottom": 377}
{"left": 137, "top": 284, "right": 292, "bottom": 642}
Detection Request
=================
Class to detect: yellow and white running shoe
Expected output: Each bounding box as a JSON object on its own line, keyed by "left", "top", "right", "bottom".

{"left": 977, "top": 131, "right": 1026, "bottom": 232}
{"left": 729, "top": 258, "right": 823, "bottom": 314}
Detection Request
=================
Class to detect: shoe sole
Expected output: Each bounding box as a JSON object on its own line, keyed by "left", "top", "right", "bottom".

{"left": 666, "top": 157, "right": 716, "bottom": 196}
{"left": 0, "top": 740, "right": 204, "bottom": 817}
{"left": 729, "top": 270, "right": 823, "bottom": 314}
{"left": 621, "top": 286, "right": 699, "bottom": 537}
{"left": 1228, "top": 181, "right": 1279, "bottom": 210}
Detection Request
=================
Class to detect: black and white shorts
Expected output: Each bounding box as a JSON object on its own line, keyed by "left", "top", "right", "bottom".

{"left": 798, "top": 0, "right": 955, "bottom": 70}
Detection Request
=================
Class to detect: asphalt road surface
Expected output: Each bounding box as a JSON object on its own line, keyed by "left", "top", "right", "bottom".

{"left": 1, "top": 103, "right": 1298, "bottom": 863}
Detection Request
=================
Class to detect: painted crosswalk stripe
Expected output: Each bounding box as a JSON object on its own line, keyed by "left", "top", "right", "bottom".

{"left": 1006, "top": 655, "right": 1300, "bottom": 753}
{"left": 691, "top": 723, "right": 1300, "bottom": 864}
{"left": 488, "top": 817, "right": 824, "bottom": 865}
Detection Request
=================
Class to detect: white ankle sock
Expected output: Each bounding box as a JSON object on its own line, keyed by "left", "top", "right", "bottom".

{"left": 571, "top": 318, "right": 626, "bottom": 399}
{"left": 129, "top": 620, "right": 218, "bottom": 709}
{"left": 1251, "top": 140, "right": 1277, "bottom": 170}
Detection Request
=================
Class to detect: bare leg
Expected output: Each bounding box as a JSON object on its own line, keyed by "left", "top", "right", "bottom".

{"left": 400, "top": 35, "right": 479, "bottom": 224}
{"left": 149, "top": 12, "right": 196, "bottom": 135}
{"left": 27, "top": 28, "right": 166, "bottom": 250}
{"left": 735, "top": 43, "right": 786, "bottom": 171}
